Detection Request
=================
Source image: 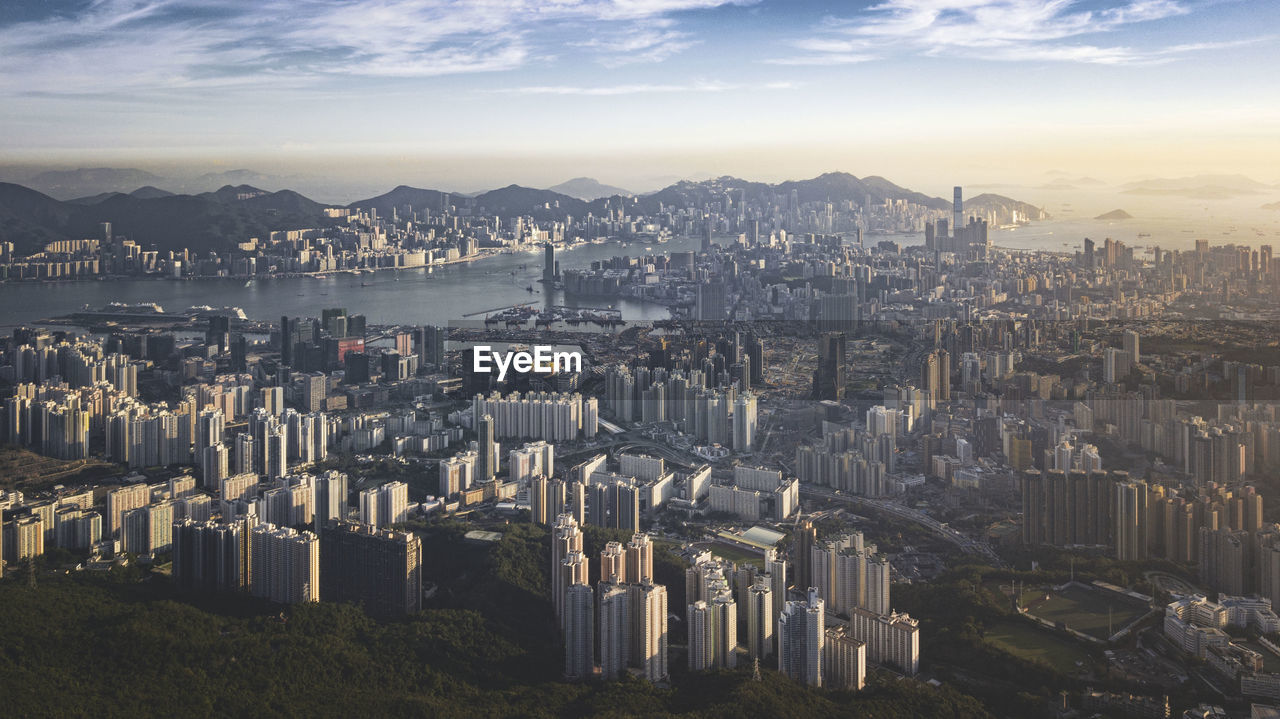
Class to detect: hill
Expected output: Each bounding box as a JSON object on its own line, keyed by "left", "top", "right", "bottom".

{"left": 0, "top": 183, "right": 331, "bottom": 254}
{"left": 964, "top": 193, "right": 1051, "bottom": 223}
{"left": 1094, "top": 209, "right": 1132, "bottom": 220}
{"left": 473, "top": 185, "right": 590, "bottom": 219}
{"left": 129, "top": 185, "right": 175, "bottom": 199}
{"left": 0, "top": 171, "right": 1044, "bottom": 254}
{"left": 1262, "top": 201, "right": 1280, "bottom": 211}
{"left": 348, "top": 185, "right": 452, "bottom": 217}
{"left": 26, "top": 167, "right": 164, "bottom": 200}
{"left": 546, "top": 177, "right": 631, "bottom": 200}
{"left": 610, "top": 171, "right": 958, "bottom": 216}
{"left": 0, "top": 522, "right": 994, "bottom": 718}
{"left": 67, "top": 186, "right": 175, "bottom": 205}
{"left": 0, "top": 182, "right": 79, "bottom": 250}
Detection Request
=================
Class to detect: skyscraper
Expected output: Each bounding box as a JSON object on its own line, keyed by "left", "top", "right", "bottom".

{"left": 779, "top": 587, "right": 824, "bottom": 686}
{"left": 173, "top": 518, "right": 251, "bottom": 594}
{"left": 599, "top": 582, "right": 630, "bottom": 680}
{"left": 696, "top": 281, "right": 726, "bottom": 321}
{"left": 746, "top": 577, "right": 774, "bottom": 660}
{"left": 477, "top": 413, "right": 498, "bottom": 481}
{"left": 105, "top": 482, "right": 149, "bottom": 539}
{"left": 1123, "top": 330, "right": 1141, "bottom": 364}
{"left": 543, "top": 243, "right": 556, "bottom": 286}
{"left": 813, "top": 332, "right": 846, "bottom": 401}
{"left": 249, "top": 523, "right": 320, "bottom": 604}
{"left": 564, "top": 583, "right": 595, "bottom": 681}
{"left": 953, "top": 186, "right": 963, "bottom": 232}
{"left": 628, "top": 580, "right": 669, "bottom": 682}
{"left": 552, "top": 514, "right": 585, "bottom": 625}
{"left": 1113, "top": 472, "right": 1148, "bottom": 561}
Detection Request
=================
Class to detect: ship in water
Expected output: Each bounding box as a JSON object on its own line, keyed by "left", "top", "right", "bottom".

{"left": 58, "top": 302, "right": 248, "bottom": 325}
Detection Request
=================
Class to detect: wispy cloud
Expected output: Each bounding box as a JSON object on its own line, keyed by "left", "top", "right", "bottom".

{"left": 0, "top": 0, "right": 755, "bottom": 96}
{"left": 485, "top": 79, "right": 796, "bottom": 95}
{"left": 573, "top": 23, "right": 702, "bottom": 67}
{"left": 767, "top": 0, "right": 1257, "bottom": 66}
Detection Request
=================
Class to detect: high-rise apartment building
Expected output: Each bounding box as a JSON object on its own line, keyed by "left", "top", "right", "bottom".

{"left": 477, "top": 413, "right": 498, "bottom": 481}
{"left": 823, "top": 625, "right": 867, "bottom": 691}
{"left": 564, "top": 583, "right": 594, "bottom": 681}
{"left": 173, "top": 518, "right": 252, "bottom": 593}
{"left": 746, "top": 577, "right": 774, "bottom": 660}
{"left": 105, "top": 482, "right": 149, "bottom": 539}
{"left": 319, "top": 521, "right": 423, "bottom": 616}
{"left": 779, "top": 587, "right": 824, "bottom": 686}
{"left": 848, "top": 607, "right": 919, "bottom": 675}
{"left": 249, "top": 523, "right": 319, "bottom": 604}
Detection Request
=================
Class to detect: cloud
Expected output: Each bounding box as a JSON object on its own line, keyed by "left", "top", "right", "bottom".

{"left": 485, "top": 79, "right": 796, "bottom": 95}
{"left": 573, "top": 27, "right": 701, "bottom": 67}
{"left": 767, "top": 0, "right": 1256, "bottom": 66}
{"left": 0, "top": 0, "right": 755, "bottom": 96}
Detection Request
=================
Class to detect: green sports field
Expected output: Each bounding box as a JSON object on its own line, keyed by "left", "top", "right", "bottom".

{"left": 983, "top": 619, "right": 1093, "bottom": 674}
{"left": 1020, "top": 584, "right": 1147, "bottom": 640}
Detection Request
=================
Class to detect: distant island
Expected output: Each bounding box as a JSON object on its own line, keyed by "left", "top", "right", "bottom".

{"left": 1095, "top": 209, "right": 1132, "bottom": 220}
{"left": 1263, "top": 201, "right": 1280, "bottom": 211}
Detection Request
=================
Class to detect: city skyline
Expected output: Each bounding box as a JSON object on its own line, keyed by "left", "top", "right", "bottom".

{"left": 2, "top": 0, "right": 1278, "bottom": 194}
{"left": 6, "top": 2, "right": 1280, "bottom": 716}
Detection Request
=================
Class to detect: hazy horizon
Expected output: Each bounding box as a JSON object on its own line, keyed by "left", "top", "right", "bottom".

{"left": 2, "top": 0, "right": 1278, "bottom": 201}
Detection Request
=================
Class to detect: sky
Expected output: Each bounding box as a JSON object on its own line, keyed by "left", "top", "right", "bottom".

{"left": 1, "top": 0, "right": 1278, "bottom": 197}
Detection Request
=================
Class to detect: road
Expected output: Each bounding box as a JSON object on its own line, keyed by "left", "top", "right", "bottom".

{"left": 800, "top": 484, "right": 1006, "bottom": 567}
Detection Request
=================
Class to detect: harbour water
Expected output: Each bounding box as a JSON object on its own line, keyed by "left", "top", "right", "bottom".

{"left": 1, "top": 210, "right": 1274, "bottom": 328}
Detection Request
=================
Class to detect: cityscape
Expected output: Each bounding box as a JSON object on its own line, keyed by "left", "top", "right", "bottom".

{"left": 2, "top": 1, "right": 1280, "bottom": 718}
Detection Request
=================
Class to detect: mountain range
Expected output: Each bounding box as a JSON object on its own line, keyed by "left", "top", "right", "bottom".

{"left": 0, "top": 172, "right": 1044, "bottom": 254}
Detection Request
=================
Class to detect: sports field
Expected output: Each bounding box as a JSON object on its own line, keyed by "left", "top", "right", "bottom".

{"left": 1020, "top": 584, "right": 1147, "bottom": 640}
{"left": 984, "top": 619, "right": 1092, "bottom": 674}
{"left": 706, "top": 541, "right": 765, "bottom": 567}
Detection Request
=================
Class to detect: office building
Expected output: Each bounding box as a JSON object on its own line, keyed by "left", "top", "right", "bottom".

{"left": 813, "top": 332, "right": 846, "bottom": 401}
{"left": 696, "top": 281, "right": 726, "bottom": 321}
